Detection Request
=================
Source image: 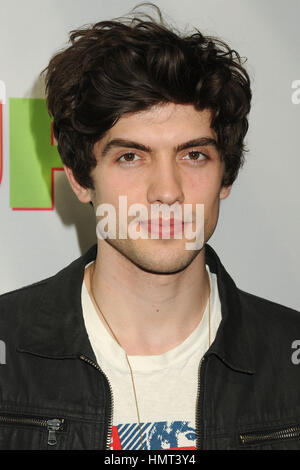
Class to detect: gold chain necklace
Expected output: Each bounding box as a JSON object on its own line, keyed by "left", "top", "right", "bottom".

{"left": 89, "top": 264, "right": 211, "bottom": 450}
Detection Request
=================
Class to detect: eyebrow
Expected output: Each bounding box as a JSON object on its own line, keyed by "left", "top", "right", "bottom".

{"left": 100, "top": 136, "right": 219, "bottom": 158}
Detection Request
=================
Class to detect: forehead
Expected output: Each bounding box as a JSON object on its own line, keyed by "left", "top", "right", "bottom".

{"left": 103, "top": 103, "right": 216, "bottom": 143}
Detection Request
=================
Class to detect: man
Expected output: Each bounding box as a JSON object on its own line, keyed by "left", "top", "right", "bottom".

{"left": 0, "top": 4, "right": 299, "bottom": 450}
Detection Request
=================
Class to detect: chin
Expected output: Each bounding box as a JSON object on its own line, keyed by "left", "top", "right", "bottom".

{"left": 109, "top": 238, "right": 202, "bottom": 275}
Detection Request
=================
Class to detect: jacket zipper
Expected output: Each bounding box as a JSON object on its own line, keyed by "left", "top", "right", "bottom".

{"left": 195, "top": 355, "right": 206, "bottom": 450}
{"left": 0, "top": 414, "right": 64, "bottom": 446}
{"left": 79, "top": 354, "right": 114, "bottom": 450}
{"left": 239, "top": 425, "right": 300, "bottom": 446}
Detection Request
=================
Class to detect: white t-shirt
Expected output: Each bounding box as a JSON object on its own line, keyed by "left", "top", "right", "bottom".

{"left": 81, "top": 264, "right": 222, "bottom": 450}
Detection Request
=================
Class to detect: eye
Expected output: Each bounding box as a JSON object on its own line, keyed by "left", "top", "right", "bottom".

{"left": 117, "top": 152, "right": 141, "bottom": 164}
{"left": 182, "top": 151, "right": 208, "bottom": 164}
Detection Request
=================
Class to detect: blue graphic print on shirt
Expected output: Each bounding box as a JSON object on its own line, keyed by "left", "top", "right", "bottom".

{"left": 111, "top": 420, "right": 196, "bottom": 450}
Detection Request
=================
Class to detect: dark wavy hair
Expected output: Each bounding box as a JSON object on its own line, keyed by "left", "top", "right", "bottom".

{"left": 42, "top": 2, "right": 252, "bottom": 189}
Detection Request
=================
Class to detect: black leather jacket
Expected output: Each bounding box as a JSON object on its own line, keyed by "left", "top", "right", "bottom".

{"left": 0, "top": 243, "right": 300, "bottom": 450}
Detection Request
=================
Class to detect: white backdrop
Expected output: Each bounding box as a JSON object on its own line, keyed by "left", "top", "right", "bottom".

{"left": 0, "top": 0, "right": 299, "bottom": 310}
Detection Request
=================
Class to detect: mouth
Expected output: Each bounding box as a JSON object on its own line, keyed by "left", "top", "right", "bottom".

{"left": 139, "top": 218, "right": 192, "bottom": 237}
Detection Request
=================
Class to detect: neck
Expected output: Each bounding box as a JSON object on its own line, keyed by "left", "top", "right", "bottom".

{"left": 84, "top": 240, "right": 210, "bottom": 355}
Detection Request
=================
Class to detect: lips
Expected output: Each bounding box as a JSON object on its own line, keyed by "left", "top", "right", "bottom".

{"left": 139, "top": 218, "right": 191, "bottom": 237}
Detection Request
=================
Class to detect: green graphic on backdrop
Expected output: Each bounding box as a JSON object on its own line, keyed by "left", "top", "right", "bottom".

{"left": 10, "top": 98, "right": 62, "bottom": 208}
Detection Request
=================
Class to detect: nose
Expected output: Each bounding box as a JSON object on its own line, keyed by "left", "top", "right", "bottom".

{"left": 147, "top": 157, "right": 184, "bottom": 206}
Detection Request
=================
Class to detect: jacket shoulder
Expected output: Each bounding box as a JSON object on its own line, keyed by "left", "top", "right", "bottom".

{"left": 0, "top": 277, "right": 50, "bottom": 301}
{"left": 0, "top": 270, "right": 55, "bottom": 303}
{"left": 237, "top": 287, "right": 300, "bottom": 334}
{"left": 0, "top": 246, "right": 94, "bottom": 330}
{"left": 0, "top": 277, "right": 52, "bottom": 330}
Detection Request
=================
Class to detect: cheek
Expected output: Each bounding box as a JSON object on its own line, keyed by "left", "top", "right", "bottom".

{"left": 189, "top": 176, "right": 221, "bottom": 223}
{"left": 187, "top": 161, "right": 223, "bottom": 192}
{"left": 91, "top": 167, "right": 122, "bottom": 202}
{"left": 187, "top": 176, "right": 220, "bottom": 205}
{"left": 92, "top": 173, "right": 143, "bottom": 213}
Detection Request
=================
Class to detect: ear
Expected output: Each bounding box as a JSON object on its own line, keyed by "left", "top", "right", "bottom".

{"left": 219, "top": 184, "right": 232, "bottom": 200}
{"left": 64, "top": 165, "right": 93, "bottom": 204}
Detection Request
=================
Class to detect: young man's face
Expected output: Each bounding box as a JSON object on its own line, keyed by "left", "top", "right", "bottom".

{"left": 68, "top": 103, "right": 231, "bottom": 274}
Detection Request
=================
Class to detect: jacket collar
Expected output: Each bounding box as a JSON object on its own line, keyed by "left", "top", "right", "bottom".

{"left": 204, "top": 244, "right": 255, "bottom": 374}
{"left": 17, "top": 243, "right": 255, "bottom": 374}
